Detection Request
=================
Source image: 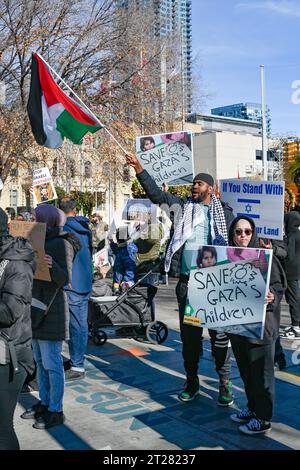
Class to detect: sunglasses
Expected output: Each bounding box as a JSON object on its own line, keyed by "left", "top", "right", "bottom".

{"left": 234, "top": 228, "right": 253, "bottom": 236}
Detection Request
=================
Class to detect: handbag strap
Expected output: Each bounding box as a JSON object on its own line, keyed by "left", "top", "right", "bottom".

{"left": 44, "top": 288, "right": 60, "bottom": 316}
{"left": 0, "top": 259, "right": 10, "bottom": 288}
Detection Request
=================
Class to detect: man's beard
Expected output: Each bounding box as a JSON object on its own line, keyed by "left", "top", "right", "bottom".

{"left": 192, "top": 188, "right": 209, "bottom": 202}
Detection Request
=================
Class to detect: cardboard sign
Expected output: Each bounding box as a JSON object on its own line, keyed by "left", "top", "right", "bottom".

{"left": 136, "top": 131, "right": 194, "bottom": 186}
{"left": 9, "top": 221, "right": 51, "bottom": 282}
{"left": 220, "top": 179, "right": 285, "bottom": 240}
{"left": 184, "top": 245, "right": 273, "bottom": 339}
{"left": 32, "top": 167, "right": 57, "bottom": 205}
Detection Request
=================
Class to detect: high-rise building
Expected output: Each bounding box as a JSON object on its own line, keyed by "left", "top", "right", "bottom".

{"left": 116, "top": 0, "right": 192, "bottom": 113}
{"left": 211, "top": 102, "right": 271, "bottom": 136}
{"left": 282, "top": 138, "right": 300, "bottom": 162}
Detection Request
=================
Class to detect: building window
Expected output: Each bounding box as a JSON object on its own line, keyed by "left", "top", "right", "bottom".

{"left": 9, "top": 189, "right": 18, "bottom": 208}
{"left": 123, "top": 193, "right": 130, "bottom": 206}
{"left": 52, "top": 158, "right": 58, "bottom": 177}
{"left": 256, "top": 150, "right": 262, "bottom": 160}
{"left": 96, "top": 191, "right": 106, "bottom": 210}
{"left": 123, "top": 165, "right": 131, "bottom": 182}
{"left": 10, "top": 168, "right": 18, "bottom": 177}
{"left": 84, "top": 161, "right": 92, "bottom": 178}
{"left": 70, "top": 159, "right": 76, "bottom": 178}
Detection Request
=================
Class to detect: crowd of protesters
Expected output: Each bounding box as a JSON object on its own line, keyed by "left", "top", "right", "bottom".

{"left": 126, "top": 152, "right": 300, "bottom": 436}
{"left": 0, "top": 166, "right": 299, "bottom": 448}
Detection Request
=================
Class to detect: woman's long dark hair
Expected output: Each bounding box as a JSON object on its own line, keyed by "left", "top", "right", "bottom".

{"left": 228, "top": 215, "right": 259, "bottom": 248}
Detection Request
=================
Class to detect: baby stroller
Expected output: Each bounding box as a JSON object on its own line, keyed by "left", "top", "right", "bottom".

{"left": 88, "top": 271, "right": 168, "bottom": 346}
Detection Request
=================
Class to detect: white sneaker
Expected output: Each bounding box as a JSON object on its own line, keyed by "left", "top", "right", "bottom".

{"left": 280, "top": 326, "right": 300, "bottom": 340}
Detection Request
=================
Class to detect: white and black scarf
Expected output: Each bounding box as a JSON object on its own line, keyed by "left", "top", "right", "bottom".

{"left": 164, "top": 194, "right": 228, "bottom": 273}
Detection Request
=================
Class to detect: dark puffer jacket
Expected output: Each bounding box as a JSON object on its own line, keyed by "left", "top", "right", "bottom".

{"left": 284, "top": 211, "right": 300, "bottom": 280}
{"left": 0, "top": 236, "right": 36, "bottom": 375}
{"left": 228, "top": 215, "right": 287, "bottom": 344}
{"left": 137, "top": 170, "right": 234, "bottom": 277}
{"left": 32, "top": 227, "right": 74, "bottom": 341}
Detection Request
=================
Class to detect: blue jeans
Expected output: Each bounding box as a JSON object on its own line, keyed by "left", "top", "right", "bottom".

{"left": 67, "top": 291, "right": 90, "bottom": 370}
{"left": 32, "top": 339, "right": 64, "bottom": 412}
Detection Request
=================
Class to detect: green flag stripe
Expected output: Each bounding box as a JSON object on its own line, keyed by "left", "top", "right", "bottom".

{"left": 56, "top": 109, "right": 102, "bottom": 144}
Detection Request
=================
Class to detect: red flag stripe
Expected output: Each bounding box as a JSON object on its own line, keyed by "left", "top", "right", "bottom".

{"left": 34, "top": 53, "right": 97, "bottom": 126}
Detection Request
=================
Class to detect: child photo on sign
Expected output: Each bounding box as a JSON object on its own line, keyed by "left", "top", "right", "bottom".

{"left": 33, "top": 182, "right": 54, "bottom": 204}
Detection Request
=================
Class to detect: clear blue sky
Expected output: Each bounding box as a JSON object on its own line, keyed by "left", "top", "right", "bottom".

{"left": 192, "top": 0, "right": 300, "bottom": 136}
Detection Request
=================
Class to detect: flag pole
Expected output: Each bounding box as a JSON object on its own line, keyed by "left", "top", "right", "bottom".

{"left": 260, "top": 64, "right": 268, "bottom": 180}
{"left": 35, "top": 52, "right": 128, "bottom": 155}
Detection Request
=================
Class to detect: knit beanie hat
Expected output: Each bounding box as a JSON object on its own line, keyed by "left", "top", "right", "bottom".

{"left": 193, "top": 173, "right": 214, "bottom": 187}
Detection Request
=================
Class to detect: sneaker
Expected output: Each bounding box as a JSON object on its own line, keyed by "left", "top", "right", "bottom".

{"left": 21, "top": 402, "right": 48, "bottom": 420}
{"left": 280, "top": 326, "right": 300, "bottom": 340}
{"left": 63, "top": 360, "right": 71, "bottom": 371}
{"left": 239, "top": 417, "right": 271, "bottom": 435}
{"left": 217, "top": 380, "right": 234, "bottom": 407}
{"left": 33, "top": 410, "right": 65, "bottom": 430}
{"left": 274, "top": 353, "right": 287, "bottom": 370}
{"left": 64, "top": 369, "right": 85, "bottom": 381}
{"left": 178, "top": 376, "right": 200, "bottom": 402}
{"left": 230, "top": 408, "right": 256, "bottom": 423}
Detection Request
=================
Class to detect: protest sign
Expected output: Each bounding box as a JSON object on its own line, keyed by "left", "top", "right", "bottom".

{"left": 32, "top": 167, "right": 57, "bottom": 205}
{"left": 93, "top": 247, "right": 108, "bottom": 268}
{"left": 220, "top": 179, "right": 285, "bottom": 240}
{"left": 109, "top": 199, "right": 158, "bottom": 238}
{"left": 10, "top": 220, "right": 51, "bottom": 282}
{"left": 109, "top": 199, "right": 169, "bottom": 249}
{"left": 184, "top": 245, "right": 273, "bottom": 339}
{"left": 136, "top": 131, "right": 194, "bottom": 186}
{"left": 123, "top": 198, "right": 158, "bottom": 222}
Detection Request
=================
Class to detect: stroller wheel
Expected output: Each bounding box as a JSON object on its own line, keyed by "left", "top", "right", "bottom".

{"left": 92, "top": 330, "right": 107, "bottom": 346}
{"left": 145, "top": 321, "right": 168, "bottom": 344}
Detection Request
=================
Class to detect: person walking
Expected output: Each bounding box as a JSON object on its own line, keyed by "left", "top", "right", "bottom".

{"left": 59, "top": 197, "right": 93, "bottom": 380}
{"left": 259, "top": 238, "right": 288, "bottom": 369}
{"left": 125, "top": 153, "right": 235, "bottom": 404}
{"left": 91, "top": 213, "right": 108, "bottom": 253}
{"left": 228, "top": 216, "right": 286, "bottom": 435}
{"left": 20, "top": 205, "right": 76, "bottom": 430}
{"left": 134, "top": 218, "right": 163, "bottom": 321}
{"left": 0, "top": 208, "right": 36, "bottom": 449}
{"left": 280, "top": 211, "right": 300, "bottom": 339}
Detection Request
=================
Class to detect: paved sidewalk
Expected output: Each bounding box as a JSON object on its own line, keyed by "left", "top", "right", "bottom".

{"left": 16, "top": 281, "right": 300, "bottom": 450}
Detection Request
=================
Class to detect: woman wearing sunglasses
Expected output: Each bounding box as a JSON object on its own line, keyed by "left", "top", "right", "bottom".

{"left": 227, "top": 216, "right": 286, "bottom": 435}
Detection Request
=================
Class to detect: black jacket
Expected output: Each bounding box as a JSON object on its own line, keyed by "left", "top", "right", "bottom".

{"left": 228, "top": 216, "right": 287, "bottom": 344}
{"left": 283, "top": 211, "right": 300, "bottom": 280}
{"left": 0, "top": 236, "right": 36, "bottom": 374}
{"left": 137, "top": 170, "right": 235, "bottom": 276}
{"left": 32, "top": 228, "right": 74, "bottom": 341}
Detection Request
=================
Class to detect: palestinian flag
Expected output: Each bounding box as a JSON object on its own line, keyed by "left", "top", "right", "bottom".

{"left": 27, "top": 53, "right": 102, "bottom": 148}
